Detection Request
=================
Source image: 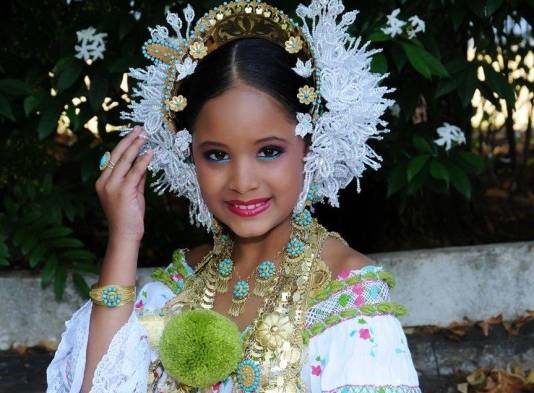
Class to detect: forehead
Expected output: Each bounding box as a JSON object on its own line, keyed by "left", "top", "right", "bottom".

{"left": 192, "top": 82, "right": 296, "bottom": 143}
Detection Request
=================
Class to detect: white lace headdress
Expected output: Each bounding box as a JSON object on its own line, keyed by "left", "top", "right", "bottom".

{"left": 121, "top": 0, "right": 394, "bottom": 231}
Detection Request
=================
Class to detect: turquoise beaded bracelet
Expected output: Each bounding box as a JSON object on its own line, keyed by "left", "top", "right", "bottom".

{"left": 89, "top": 284, "right": 136, "bottom": 308}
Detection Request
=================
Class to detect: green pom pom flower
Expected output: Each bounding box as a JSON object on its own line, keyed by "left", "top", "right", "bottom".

{"left": 159, "top": 309, "right": 243, "bottom": 388}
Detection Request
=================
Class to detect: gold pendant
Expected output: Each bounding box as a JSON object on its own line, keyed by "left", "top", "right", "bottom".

{"left": 253, "top": 277, "right": 274, "bottom": 297}
{"left": 216, "top": 275, "right": 231, "bottom": 293}
{"left": 228, "top": 296, "right": 247, "bottom": 317}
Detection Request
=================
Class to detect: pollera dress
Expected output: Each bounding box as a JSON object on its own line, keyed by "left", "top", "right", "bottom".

{"left": 46, "top": 229, "right": 421, "bottom": 393}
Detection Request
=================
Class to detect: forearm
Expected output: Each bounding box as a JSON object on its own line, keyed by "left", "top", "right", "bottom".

{"left": 80, "top": 236, "right": 140, "bottom": 393}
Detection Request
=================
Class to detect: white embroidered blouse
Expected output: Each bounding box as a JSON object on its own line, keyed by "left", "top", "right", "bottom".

{"left": 46, "top": 250, "right": 421, "bottom": 393}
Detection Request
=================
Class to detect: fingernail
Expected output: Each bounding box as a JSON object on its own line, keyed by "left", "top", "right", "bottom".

{"left": 139, "top": 133, "right": 149, "bottom": 140}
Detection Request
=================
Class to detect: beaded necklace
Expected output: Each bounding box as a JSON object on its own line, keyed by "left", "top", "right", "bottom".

{"left": 215, "top": 239, "right": 285, "bottom": 317}
{"left": 150, "top": 213, "right": 333, "bottom": 393}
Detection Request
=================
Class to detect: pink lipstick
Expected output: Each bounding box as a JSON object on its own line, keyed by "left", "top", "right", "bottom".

{"left": 225, "top": 198, "right": 271, "bottom": 217}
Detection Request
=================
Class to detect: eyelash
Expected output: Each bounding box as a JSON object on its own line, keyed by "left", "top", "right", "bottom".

{"left": 204, "top": 145, "right": 284, "bottom": 162}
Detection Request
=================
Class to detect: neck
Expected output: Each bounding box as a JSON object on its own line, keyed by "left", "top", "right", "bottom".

{"left": 231, "top": 216, "right": 293, "bottom": 276}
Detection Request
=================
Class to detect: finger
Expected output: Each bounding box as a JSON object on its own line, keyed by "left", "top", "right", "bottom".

{"left": 97, "top": 126, "right": 144, "bottom": 183}
{"left": 106, "top": 135, "right": 150, "bottom": 186}
{"left": 137, "top": 172, "right": 147, "bottom": 193}
{"left": 124, "top": 149, "right": 154, "bottom": 190}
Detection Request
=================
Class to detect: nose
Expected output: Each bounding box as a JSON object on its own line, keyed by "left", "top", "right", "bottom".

{"left": 228, "top": 157, "right": 260, "bottom": 195}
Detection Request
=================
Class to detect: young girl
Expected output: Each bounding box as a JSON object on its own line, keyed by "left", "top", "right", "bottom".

{"left": 47, "top": 1, "right": 421, "bottom": 392}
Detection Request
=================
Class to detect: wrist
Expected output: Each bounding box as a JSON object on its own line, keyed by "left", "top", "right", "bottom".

{"left": 108, "top": 233, "right": 143, "bottom": 247}
{"left": 100, "top": 236, "right": 141, "bottom": 285}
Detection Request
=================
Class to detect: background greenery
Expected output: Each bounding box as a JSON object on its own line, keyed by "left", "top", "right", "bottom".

{"left": 1, "top": 0, "right": 532, "bottom": 299}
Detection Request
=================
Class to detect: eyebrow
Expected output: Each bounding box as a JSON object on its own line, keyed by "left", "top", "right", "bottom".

{"left": 198, "top": 136, "right": 288, "bottom": 149}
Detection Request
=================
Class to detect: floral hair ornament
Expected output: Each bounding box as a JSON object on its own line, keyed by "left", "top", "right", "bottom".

{"left": 121, "top": 0, "right": 395, "bottom": 231}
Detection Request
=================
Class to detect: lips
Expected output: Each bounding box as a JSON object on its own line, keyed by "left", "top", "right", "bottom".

{"left": 225, "top": 198, "right": 271, "bottom": 217}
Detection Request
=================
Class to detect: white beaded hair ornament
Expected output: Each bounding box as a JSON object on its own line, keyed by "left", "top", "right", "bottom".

{"left": 121, "top": 0, "right": 395, "bottom": 231}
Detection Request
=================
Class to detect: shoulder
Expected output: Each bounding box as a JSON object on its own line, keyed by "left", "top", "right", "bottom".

{"left": 320, "top": 234, "right": 376, "bottom": 279}
{"left": 150, "top": 244, "right": 212, "bottom": 295}
{"left": 183, "top": 243, "right": 212, "bottom": 269}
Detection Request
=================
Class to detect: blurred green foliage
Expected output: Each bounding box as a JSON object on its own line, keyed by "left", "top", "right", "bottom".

{"left": 0, "top": 0, "right": 530, "bottom": 299}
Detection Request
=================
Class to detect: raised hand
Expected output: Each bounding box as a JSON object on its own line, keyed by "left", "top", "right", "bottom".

{"left": 95, "top": 125, "right": 154, "bottom": 242}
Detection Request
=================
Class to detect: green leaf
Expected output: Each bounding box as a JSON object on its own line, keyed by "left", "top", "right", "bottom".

{"left": 484, "top": 0, "right": 504, "bottom": 16}
{"left": 401, "top": 42, "right": 431, "bottom": 79}
{"left": 434, "top": 79, "right": 458, "bottom": 99}
{"left": 40, "top": 226, "right": 73, "bottom": 239}
{"left": 0, "top": 234, "right": 9, "bottom": 267}
{"left": 407, "top": 163, "right": 429, "bottom": 195}
{"left": 57, "top": 59, "right": 83, "bottom": 92}
{"left": 483, "top": 64, "right": 515, "bottom": 110}
{"left": 71, "top": 262, "right": 99, "bottom": 274}
{"left": 413, "top": 136, "right": 432, "bottom": 153}
{"left": 62, "top": 249, "right": 95, "bottom": 261}
{"left": 54, "top": 56, "right": 75, "bottom": 74}
{"left": 448, "top": 164, "right": 471, "bottom": 199}
{"left": 13, "top": 227, "right": 26, "bottom": 247}
{"left": 21, "top": 235, "right": 39, "bottom": 256}
{"left": 88, "top": 74, "right": 109, "bottom": 111}
{"left": 387, "top": 163, "right": 407, "bottom": 198}
{"left": 407, "top": 155, "right": 430, "bottom": 182}
{"left": 42, "top": 176, "right": 52, "bottom": 194}
{"left": 29, "top": 243, "right": 48, "bottom": 268}
{"left": 0, "top": 79, "right": 31, "bottom": 96}
{"left": 458, "top": 67, "right": 478, "bottom": 108}
{"left": 49, "top": 237, "right": 84, "bottom": 248}
{"left": 24, "top": 96, "right": 38, "bottom": 116}
{"left": 54, "top": 264, "right": 67, "bottom": 301}
{"left": 23, "top": 90, "right": 48, "bottom": 116}
{"left": 72, "top": 273, "right": 90, "bottom": 298}
{"left": 37, "top": 103, "right": 62, "bottom": 140}
{"left": 0, "top": 93, "right": 15, "bottom": 121}
{"left": 41, "top": 255, "right": 58, "bottom": 287}
{"left": 449, "top": 7, "right": 466, "bottom": 31}
{"left": 370, "top": 53, "right": 388, "bottom": 74}
{"left": 368, "top": 30, "right": 390, "bottom": 42}
{"left": 417, "top": 49, "right": 449, "bottom": 78}
{"left": 429, "top": 159, "right": 450, "bottom": 186}
{"left": 401, "top": 42, "right": 449, "bottom": 79}
{"left": 457, "top": 151, "right": 485, "bottom": 174}
{"left": 391, "top": 44, "right": 407, "bottom": 72}
{"left": 445, "top": 59, "right": 468, "bottom": 75}
{"left": 107, "top": 56, "right": 137, "bottom": 73}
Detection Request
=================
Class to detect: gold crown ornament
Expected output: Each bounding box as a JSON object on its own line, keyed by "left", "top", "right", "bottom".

{"left": 141, "top": 0, "right": 319, "bottom": 134}
{"left": 124, "top": 0, "right": 395, "bottom": 231}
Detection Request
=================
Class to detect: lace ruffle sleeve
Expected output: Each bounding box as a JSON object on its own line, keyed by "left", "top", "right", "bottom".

{"left": 301, "top": 265, "right": 421, "bottom": 393}
{"left": 46, "top": 249, "right": 191, "bottom": 393}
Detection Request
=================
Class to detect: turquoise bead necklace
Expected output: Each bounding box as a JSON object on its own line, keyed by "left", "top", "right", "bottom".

{"left": 217, "top": 254, "right": 281, "bottom": 317}
{"left": 215, "top": 207, "right": 313, "bottom": 317}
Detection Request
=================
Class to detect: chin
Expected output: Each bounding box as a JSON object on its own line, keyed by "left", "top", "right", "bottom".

{"left": 223, "top": 218, "right": 275, "bottom": 239}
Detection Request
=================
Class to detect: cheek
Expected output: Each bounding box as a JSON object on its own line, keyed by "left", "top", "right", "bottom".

{"left": 194, "top": 160, "right": 224, "bottom": 201}
{"left": 268, "top": 148, "right": 305, "bottom": 200}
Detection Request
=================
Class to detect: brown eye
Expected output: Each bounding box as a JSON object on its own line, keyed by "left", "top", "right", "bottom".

{"left": 258, "top": 146, "right": 284, "bottom": 160}
{"left": 204, "top": 150, "right": 229, "bottom": 162}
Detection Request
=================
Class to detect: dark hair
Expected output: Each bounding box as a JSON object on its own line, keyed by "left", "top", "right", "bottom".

{"left": 174, "top": 37, "right": 313, "bottom": 131}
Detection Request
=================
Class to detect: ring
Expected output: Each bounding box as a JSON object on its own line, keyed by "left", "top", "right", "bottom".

{"left": 99, "top": 152, "right": 116, "bottom": 171}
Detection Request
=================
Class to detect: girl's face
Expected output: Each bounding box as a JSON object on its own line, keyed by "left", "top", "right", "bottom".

{"left": 191, "top": 82, "right": 306, "bottom": 239}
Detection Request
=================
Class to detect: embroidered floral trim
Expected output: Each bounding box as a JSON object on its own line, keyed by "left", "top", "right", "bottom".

{"left": 151, "top": 249, "right": 194, "bottom": 294}
{"left": 309, "top": 270, "right": 396, "bottom": 307}
{"left": 349, "top": 317, "right": 378, "bottom": 357}
{"left": 323, "top": 384, "right": 422, "bottom": 393}
{"left": 302, "top": 302, "right": 407, "bottom": 344}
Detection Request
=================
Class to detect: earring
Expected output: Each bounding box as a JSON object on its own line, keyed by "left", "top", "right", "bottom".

{"left": 306, "top": 183, "right": 320, "bottom": 206}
